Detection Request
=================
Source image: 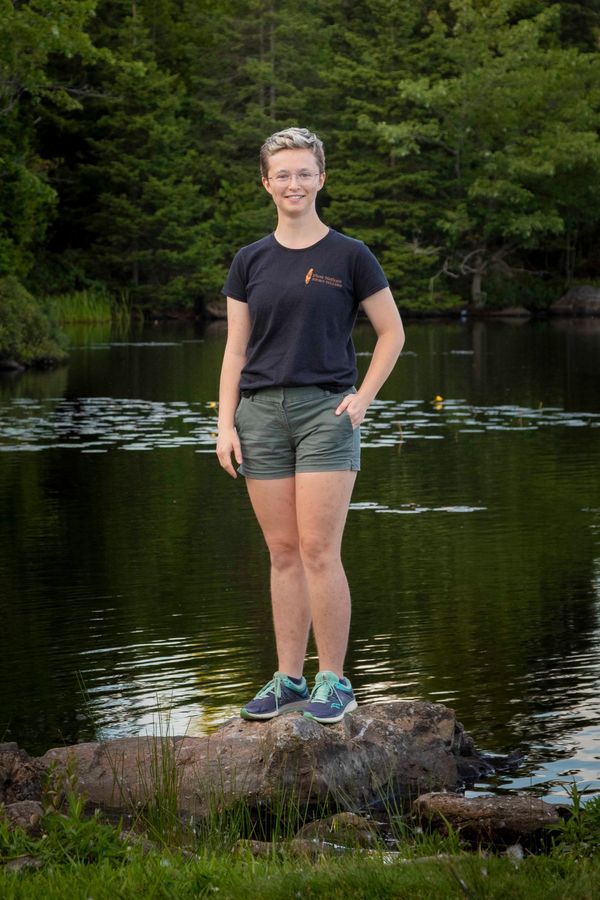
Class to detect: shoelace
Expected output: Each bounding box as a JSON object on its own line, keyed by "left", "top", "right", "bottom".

{"left": 310, "top": 676, "right": 339, "bottom": 705}
{"left": 254, "top": 674, "right": 285, "bottom": 711}
{"left": 255, "top": 675, "right": 283, "bottom": 698}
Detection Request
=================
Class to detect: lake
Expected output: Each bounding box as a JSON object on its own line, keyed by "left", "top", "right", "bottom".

{"left": 1, "top": 316, "right": 599, "bottom": 801}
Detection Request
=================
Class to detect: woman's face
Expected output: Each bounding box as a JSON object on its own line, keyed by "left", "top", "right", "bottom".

{"left": 262, "top": 148, "right": 325, "bottom": 217}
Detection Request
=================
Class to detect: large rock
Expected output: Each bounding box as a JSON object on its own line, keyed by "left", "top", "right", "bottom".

{"left": 414, "top": 792, "right": 560, "bottom": 845}
{"left": 551, "top": 285, "right": 600, "bottom": 316}
{"left": 41, "top": 702, "right": 480, "bottom": 818}
{"left": 0, "top": 743, "right": 45, "bottom": 805}
{"left": 294, "top": 812, "right": 379, "bottom": 848}
{"left": 1, "top": 801, "right": 44, "bottom": 836}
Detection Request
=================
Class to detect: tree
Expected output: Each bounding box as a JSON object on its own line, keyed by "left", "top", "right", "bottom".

{"left": 83, "top": 4, "right": 209, "bottom": 308}
{"left": 0, "top": 276, "right": 66, "bottom": 366}
{"left": 313, "top": 0, "right": 453, "bottom": 308}
{"left": 373, "top": 0, "right": 600, "bottom": 306}
{"left": 3, "top": 0, "right": 599, "bottom": 312}
{"left": 0, "top": 0, "right": 103, "bottom": 279}
{"left": 179, "top": 0, "right": 335, "bottom": 298}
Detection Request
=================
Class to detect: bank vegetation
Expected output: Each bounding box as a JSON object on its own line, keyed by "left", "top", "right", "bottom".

{"left": 1, "top": 0, "right": 600, "bottom": 325}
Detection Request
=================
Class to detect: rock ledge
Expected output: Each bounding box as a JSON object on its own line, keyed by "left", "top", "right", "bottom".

{"left": 3, "top": 702, "right": 510, "bottom": 819}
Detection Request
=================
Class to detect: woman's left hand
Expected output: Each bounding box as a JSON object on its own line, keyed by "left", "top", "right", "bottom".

{"left": 335, "top": 392, "right": 369, "bottom": 429}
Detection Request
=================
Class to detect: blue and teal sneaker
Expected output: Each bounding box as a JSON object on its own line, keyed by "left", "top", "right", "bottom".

{"left": 240, "top": 672, "right": 309, "bottom": 720}
{"left": 302, "top": 670, "right": 358, "bottom": 724}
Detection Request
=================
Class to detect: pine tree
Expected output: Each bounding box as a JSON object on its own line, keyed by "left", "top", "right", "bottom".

{"left": 84, "top": 2, "right": 208, "bottom": 308}
{"left": 370, "top": 0, "right": 600, "bottom": 306}
{"left": 310, "top": 0, "right": 450, "bottom": 307}
{"left": 0, "top": 0, "right": 101, "bottom": 279}
{"left": 179, "top": 0, "right": 334, "bottom": 296}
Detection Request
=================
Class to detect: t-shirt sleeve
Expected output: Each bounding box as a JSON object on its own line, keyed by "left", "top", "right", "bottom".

{"left": 353, "top": 242, "right": 389, "bottom": 302}
{"left": 221, "top": 249, "right": 248, "bottom": 302}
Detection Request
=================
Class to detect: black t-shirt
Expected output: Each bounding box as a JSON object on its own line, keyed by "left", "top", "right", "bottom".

{"left": 222, "top": 229, "right": 388, "bottom": 391}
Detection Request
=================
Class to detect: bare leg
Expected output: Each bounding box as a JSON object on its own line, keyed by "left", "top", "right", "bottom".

{"left": 245, "top": 477, "right": 311, "bottom": 678}
{"left": 295, "top": 471, "right": 357, "bottom": 678}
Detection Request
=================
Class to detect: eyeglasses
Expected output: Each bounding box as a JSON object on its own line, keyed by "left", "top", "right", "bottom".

{"left": 266, "top": 172, "right": 321, "bottom": 185}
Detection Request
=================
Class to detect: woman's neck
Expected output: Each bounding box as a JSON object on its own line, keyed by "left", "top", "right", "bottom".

{"left": 273, "top": 215, "right": 329, "bottom": 250}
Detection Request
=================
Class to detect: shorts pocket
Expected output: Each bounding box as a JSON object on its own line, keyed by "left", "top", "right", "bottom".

{"left": 336, "top": 388, "right": 357, "bottom": 430}
{"left": 234, "top": 396, "right": 244, "bottom": 430}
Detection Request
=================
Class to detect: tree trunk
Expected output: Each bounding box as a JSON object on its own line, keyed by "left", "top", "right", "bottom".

{"left": 470, "top": 259, "right": 485, "bottom": 308}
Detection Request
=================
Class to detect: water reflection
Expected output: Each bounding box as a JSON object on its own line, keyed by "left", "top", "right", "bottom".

{"left": 0, "top": 318, "right": 599, "bottom": 802}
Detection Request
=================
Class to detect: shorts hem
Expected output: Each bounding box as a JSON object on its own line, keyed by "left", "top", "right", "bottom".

{"left": 238, "top": 468, "right": 295, "bottom": 480}
{"left": 295, "top": 462, "right": 360, "bottom": 473}
{"left": 240, "top": 463, "right": 361, "bottom": 479}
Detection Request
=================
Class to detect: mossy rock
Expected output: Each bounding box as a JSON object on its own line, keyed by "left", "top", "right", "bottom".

{"left": 294, "top": 813, "right": 380, "bottom": 849}
{"left": 0, "top": 277, "right": 67, "bottom": 368}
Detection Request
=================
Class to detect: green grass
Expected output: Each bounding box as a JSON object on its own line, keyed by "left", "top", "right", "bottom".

{"left": 1, "top": 842, "right": 599, "bottom": 899}
{"left": 43, "top": 290, "right": 131, "bottom": 325}
{"left": 2, "top": 743, "right": 599, "bottom": 898}
{"left": 547, "top": 785, "right": 600, "bottom": 859}
{"left": 2, "top": 783, "right": 600, "bottom": 899}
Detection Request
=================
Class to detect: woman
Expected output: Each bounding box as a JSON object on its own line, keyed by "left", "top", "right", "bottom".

{"left": 216, "top": 127, "right": 404, "bottom": 724}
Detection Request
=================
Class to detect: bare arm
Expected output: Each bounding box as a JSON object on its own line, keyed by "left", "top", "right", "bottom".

{"left": 216, "top": 298, "right": 251, "bottom": 478}
{"left": 336, "top": 287, "right": 405, "bottom": 427}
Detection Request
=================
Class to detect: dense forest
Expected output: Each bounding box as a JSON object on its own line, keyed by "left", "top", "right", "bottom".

{"left": 2, "top": 0, "right": 600, "bottom": 317}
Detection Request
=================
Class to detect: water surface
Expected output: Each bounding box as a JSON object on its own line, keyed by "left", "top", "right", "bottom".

{"left": 1, "top": 317, "right": 599, "bottom": 801}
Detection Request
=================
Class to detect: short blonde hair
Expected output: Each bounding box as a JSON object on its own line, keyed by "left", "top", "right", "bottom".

{"left": 260, "top": 127, "right": 325, "bottom": 178}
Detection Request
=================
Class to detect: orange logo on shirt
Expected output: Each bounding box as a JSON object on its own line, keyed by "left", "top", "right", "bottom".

{"left": 304, "top": 267, "right": 343, "bottom": 289}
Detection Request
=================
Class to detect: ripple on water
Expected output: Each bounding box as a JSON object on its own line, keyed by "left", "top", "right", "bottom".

{"left": 350, "top": 500, "right": 487, "bottom": 515}
{"left": 0, "top": 396, "right": 598, "bottom": 453}
{"left": 0, "top": 397, "right": 219, "bottom": 453}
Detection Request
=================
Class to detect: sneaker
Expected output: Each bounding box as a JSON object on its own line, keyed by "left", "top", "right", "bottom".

{"left": 240, "top": 672, "right": 309, "bottom": 720}
{"left": 302, "top": 670, "right": 358, "bottom": 724}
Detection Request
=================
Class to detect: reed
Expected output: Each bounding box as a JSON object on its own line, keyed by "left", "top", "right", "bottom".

{"left": 102, "top": 725, "right": 333, "bottom": 851}
{"left": 44, "top": 290, "right": 131, "bottom": 325}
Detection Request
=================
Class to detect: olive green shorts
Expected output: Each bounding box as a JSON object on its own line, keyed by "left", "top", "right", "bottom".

{"left": 234, "top": 385, "right": 361, "bottom": 480}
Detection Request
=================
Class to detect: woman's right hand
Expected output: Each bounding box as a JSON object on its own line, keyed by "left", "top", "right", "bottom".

{"left": 216, "top": 427, "right": 243, "bottom": 478}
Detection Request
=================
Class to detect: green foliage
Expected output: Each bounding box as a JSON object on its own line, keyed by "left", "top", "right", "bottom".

{"left": 82, "top": 9, "right": 210, "bottom": 309}
{"left": 0, "top": 0, "right": 107, "bottom": 280}
{"left": 316, "top": 0, "right": 447, "bottom": 305}
{"left": 0, "top": 276, "right": 67, "bottom": 366}
{"left": 549, "top": 783, "right": 600, "bottom": 858}
{"left": 179, "top": 0, "right": 333, "bottom": 299}
{"left": 41, "top": 794, "right": 129, "bottom": 866}
{"left": 1, "top": 785, "right": 128, "bottom": 870}
{"left": 2, "top": 759, "right": 600, "bottom": 898}
{"left": 0, "top": 0, "right": 105, "bottom": 110}
{"left": 373, "top": 0, "right": 600, "bottom": 306}
{"left": 0, "top": 139, "right": 56, "bottom": 280}
{"left": 2, "top": 0, "right": 600, "bottom": 312}
{"left": 0, "top": 814, "right": 37, "bottom": 862}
